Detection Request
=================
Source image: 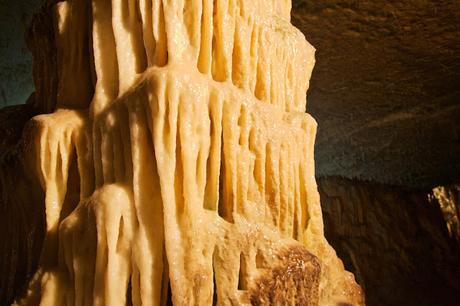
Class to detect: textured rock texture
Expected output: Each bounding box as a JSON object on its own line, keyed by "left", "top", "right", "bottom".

{"left": 292, "top": 0, "right": 460, "bottom": 188}
{"left": 0, "top": 101, "right": 44, "bottom": 306}
{"left": 1, "top": 0, "right": 459, "bottom": 304}
{"left": 433, "top": 185, "right": 460, "bottom": 244}
{"left": 0, "top": 1, "right": 38, "bottom": 108}
{"left": 319, "top": 177, "right": 460, "bottom": 306}
{"left": 0, "top": 0, "right": 363, "bottom": 305}
{"left": 2, "top": 0, "right": 459, "bottom": 188}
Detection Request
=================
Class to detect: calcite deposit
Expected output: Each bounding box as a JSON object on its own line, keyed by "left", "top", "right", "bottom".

{"left": 433, "top": 185, "right": 460, "bottom": 243}
{"left": 0, "top": 0, "right": 363, "bottom": 305}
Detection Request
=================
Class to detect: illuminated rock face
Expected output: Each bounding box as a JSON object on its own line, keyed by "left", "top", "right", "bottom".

{"left": 3, "top": 0, "right": 362, "bottom": 305}
{"left": 433, "top": 185, "right": 460, "bottom": 244}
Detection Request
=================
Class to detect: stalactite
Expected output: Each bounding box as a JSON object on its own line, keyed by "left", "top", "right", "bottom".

{"left": 2, "top": 0, "right": 363, "bottom": 305}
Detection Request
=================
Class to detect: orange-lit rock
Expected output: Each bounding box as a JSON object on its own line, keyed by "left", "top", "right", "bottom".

{"left": 1, "top": 0, "right": 362, "bottom": 305}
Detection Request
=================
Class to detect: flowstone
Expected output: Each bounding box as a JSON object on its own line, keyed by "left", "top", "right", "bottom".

{"left": 1, "top": 0, "right": 363, "bottom": 305}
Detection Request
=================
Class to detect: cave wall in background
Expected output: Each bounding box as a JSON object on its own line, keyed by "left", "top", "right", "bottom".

{"left": 0, "top": 104, "right": 44, "bottom": 304}
{"left": 0, "top": 0, "right": 40, "bottom": 108}
{"left": 319, "top": 177, "right": 460, "bottom": 306}
{"left": 1, "top": 0, "right": 459, "bottom": 188}
{"left": 292, "top": 0, "right": 460, "bottom": 188}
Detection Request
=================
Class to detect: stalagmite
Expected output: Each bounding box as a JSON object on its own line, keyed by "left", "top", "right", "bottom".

{"left": 1, "top": 0, "right": 363, "bottom": 305}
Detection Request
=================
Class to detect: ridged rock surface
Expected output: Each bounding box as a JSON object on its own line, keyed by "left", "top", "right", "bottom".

{"left": 292, "top": 0, "right": 460, "bottom": 188}
{"left": 319, "top": 177, "right": 460, "bottom": 306}
{"left": 433, "top": 185, "right": 460, "bottom": 244}
{"left": 0, "top": 0, "right": 362, "bottom": 305}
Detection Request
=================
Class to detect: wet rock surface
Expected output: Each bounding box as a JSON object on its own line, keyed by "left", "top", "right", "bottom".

{"left": 2, "top": 102, "right": 459, "bottom": 305}
{"left": 2, "top": 0, "right": 460, "bottom": 187}
{"left": 1, "top": 1, "right": 460, "bottom": 305}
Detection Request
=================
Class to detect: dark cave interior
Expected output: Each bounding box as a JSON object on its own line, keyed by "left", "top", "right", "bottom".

{"left": 1, "top": 1, "right": 459, "bottom": 305}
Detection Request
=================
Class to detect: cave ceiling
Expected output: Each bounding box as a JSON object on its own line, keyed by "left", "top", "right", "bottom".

{"left": 1, "top": 0, "right": 459, "bottom": 188}
{"left": 293, "top": 0, "right": 460, "bottom": 188}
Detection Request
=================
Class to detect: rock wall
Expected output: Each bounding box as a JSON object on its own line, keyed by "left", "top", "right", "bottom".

{"left": 319, "top": 177, "right": 460, "bottom": 306}
{"left": 433, "top": 185, "right": 460, "bottom": 244}
{"left": 0, "top": 102, "right": 44, "bottom": 306}
{"left": 292, "top": 0, "right": 460, "bottom": 188}
{"left": 0, "top": 1, "right": 39, "bottom": 107}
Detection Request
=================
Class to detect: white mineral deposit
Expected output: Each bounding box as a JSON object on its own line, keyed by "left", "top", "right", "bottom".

{"left": 8, "top": 0, "right": 363, "bottom": 305}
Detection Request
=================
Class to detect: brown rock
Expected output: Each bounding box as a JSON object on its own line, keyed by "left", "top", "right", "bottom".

{"left": 319, "top": 177, "right": 460, "bottom": 306}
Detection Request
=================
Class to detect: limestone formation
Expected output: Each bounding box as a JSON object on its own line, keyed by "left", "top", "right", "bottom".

{"left": 1, "top": 0, "right": 363, "bottom": 305}
{"left": 433, "top": 185, "right": 460, "bottom": 244}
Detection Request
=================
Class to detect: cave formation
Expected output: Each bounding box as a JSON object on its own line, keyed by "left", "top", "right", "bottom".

{"left": 1, "top": 0, "right": 364, "bottom": 305}
{"left": 1, "top": 1, "right": 460, "bottom": 306}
